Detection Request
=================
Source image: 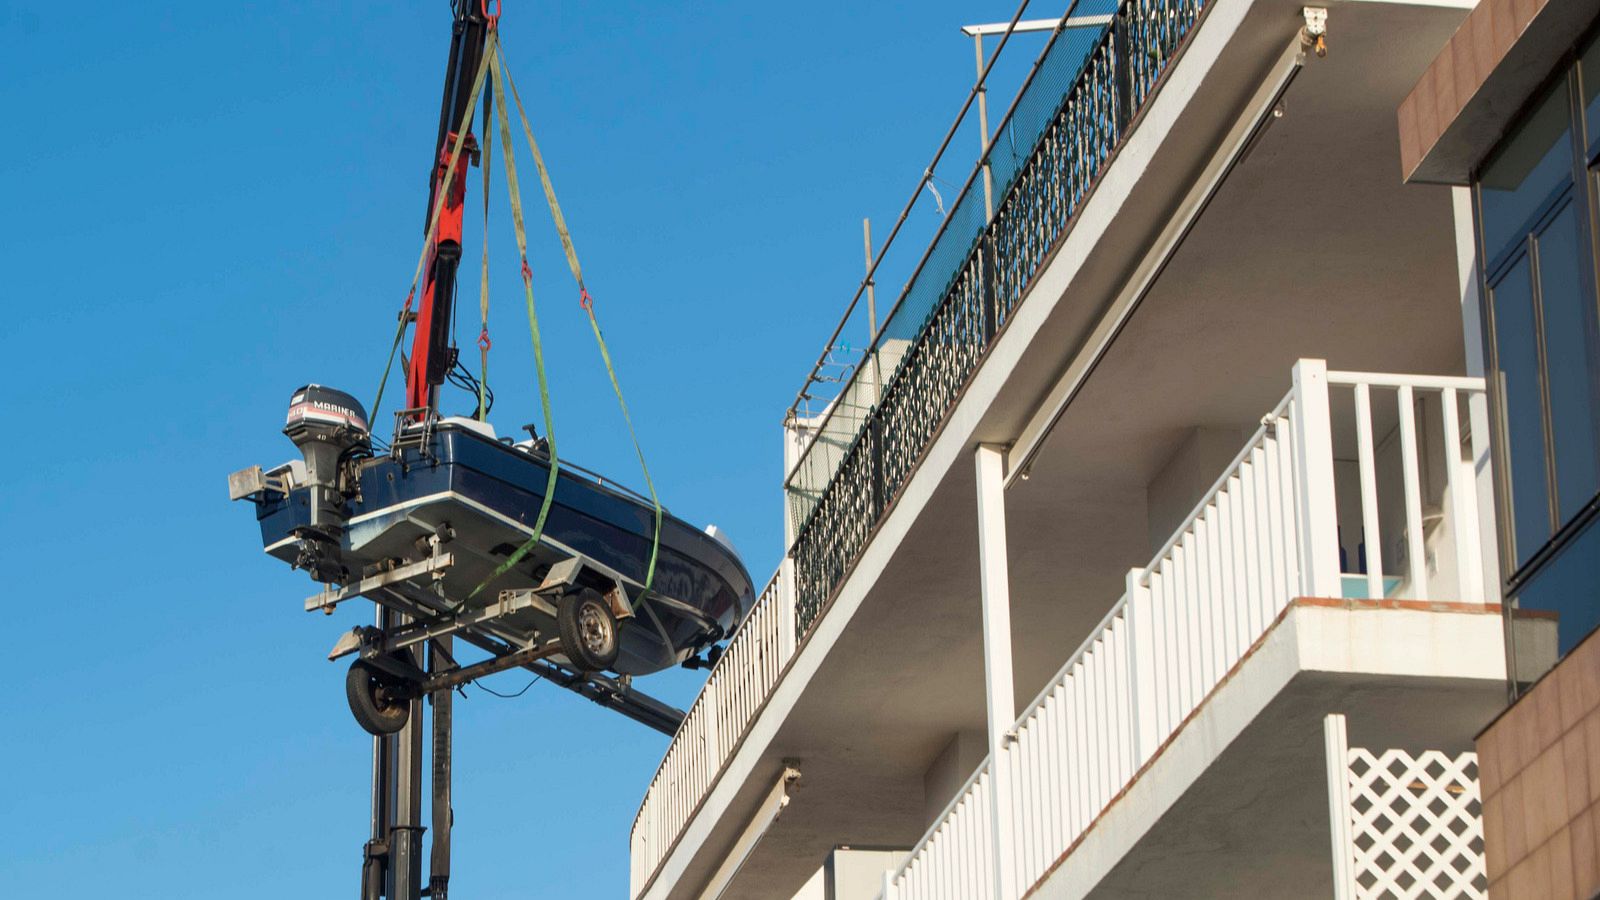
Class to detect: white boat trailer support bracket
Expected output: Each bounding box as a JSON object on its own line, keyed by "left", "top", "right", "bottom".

{"left": 306, "top": 550, "right": 457, "bottom": 614}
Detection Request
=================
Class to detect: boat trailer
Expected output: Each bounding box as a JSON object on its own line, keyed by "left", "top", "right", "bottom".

{"left": 314, "top": 546, "right": 685, "bottom": 900}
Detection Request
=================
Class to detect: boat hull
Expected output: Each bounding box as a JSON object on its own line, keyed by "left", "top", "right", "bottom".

{"left": 252, "top": 423, "right": 753, "bottom": 675}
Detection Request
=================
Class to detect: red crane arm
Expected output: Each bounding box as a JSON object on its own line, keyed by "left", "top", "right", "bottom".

{"left": 406, "top": 2, "right": 494, "bottom": 413}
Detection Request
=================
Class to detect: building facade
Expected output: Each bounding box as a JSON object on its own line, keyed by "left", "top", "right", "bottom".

{"left": 624, "top": 0, "right": 1580, "bottom": 897}
{"left": 1403, "top": 0, "right": 1600, "bottom": 895}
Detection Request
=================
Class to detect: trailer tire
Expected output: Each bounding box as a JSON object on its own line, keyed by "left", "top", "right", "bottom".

{"left": 558, "top": 588, "right": 619, "bottom": 672}
{"left": 346, "top": 659, "right": 411, "bottom": 736}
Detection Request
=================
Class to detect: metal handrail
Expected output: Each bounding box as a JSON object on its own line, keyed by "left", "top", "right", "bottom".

{"left": 783, "top": 0, "right": 1088, "bottom": 441}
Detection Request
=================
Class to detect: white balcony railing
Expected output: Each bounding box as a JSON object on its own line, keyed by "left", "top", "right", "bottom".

{"left": 882, "top": 361, "right": 1488, "bottom": 900}
{"left": 630, "top": 561, "right": 797, "bottom": 897}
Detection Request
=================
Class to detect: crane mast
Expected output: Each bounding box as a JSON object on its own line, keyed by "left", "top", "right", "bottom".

{"left": 405, "top": 1, "right": 493, "bottom": 414}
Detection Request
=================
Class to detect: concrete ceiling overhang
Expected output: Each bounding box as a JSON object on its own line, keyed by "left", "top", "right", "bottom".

{"left": 1400, "top": 0, "right": 1600, "bottom": 184}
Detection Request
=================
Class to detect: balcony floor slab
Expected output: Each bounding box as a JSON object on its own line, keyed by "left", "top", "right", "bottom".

{"left": 1031, "top": 600, "right": 1510, "bottom": 900}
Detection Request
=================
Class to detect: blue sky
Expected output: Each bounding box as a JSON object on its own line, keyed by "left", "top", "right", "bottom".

{"left": 0, "top": 2, "right": 1052, "bottom": 895}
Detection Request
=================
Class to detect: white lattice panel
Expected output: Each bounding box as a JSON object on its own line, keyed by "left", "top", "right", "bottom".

{"left": 1342, "top": 746, "right": 1486, "bottom": 899}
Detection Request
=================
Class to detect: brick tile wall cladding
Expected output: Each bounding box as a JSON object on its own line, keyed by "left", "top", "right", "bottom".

{"left": 1479, "top": 627, "right": 1600, "bottom": 898}
{"left": 1398, "top": 0, "right": 1550, "bottom": 178}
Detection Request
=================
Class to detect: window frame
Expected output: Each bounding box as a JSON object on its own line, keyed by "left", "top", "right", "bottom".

{"left": 1472, "top": 63, "right": 1600, "bottom": 589}
{"left": 1473, "top": 39, "right": 1600, "bottom": 687}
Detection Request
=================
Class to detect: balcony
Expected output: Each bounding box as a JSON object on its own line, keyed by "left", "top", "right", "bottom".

{"left": 632, "top": 0, "right": 1488, "bottom": 892}
{"left": 635, "top": 0, "right": 1217, "bottom": 891}
{"left": 881, "top": 363, "right": 1519, "bottom": 899}
{"left": 783, "top": 0, "right": 1211, "bottom": 635}
{"left": 634, "top": 360, "right": 1527, "bottom": 898}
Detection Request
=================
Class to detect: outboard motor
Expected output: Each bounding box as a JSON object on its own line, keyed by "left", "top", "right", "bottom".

{"left": 283, "top": 384, "right": 370, "bottom": 582}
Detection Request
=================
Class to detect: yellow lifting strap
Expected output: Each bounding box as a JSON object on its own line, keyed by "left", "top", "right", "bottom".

{"left": 371, "top": 43, "right": 495, "bottom": 431}
{"left": 497, "top": 45, "right": 665, "bottom": 596}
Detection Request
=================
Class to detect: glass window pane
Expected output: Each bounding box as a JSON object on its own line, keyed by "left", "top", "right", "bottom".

{"left": 1582, "top": 34, "right": 1600, "bottom": 154}
{"left": 1514, "top": 513, "right": 1600, "bottom": 662}
{"left": 1481, "top": 80, "right": 1575, "bottom": 262}
{"left": 1534, "top": 199, "right": 1600, "bottom": 524}
{"left": 1491, "top": 254, "right": 1554, "bottom": 567}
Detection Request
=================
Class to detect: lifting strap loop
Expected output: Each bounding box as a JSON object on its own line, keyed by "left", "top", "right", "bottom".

{"left": 371, "top": 42, "right": 495, "bottom": 429}
{"left": 476, "top": 64, "right": 494, "bottom": 422}
{"left": 498, "top": 49, "right": 664, "bottom": 595}
{"left": 371, "top": 289, "right": 415, "bottom": 438}
{"left": 467, "top": 35, "right": 560, "bottom": 599}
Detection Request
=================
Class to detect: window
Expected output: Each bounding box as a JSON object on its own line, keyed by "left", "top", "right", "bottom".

{"left": 1582, "top": 33, "right": 1600, "bottom": 155}
{"left": 1512, "top": 514, "right": 1600, "bottom": 660}
{"left": 1480, "top": 81, "right": 1575, "bottom": 266}
{"left": 1488, "top": 256, "right": 1553, "bottom": 567}
{"left": 1534, "top": 200, "right": 1600, "bottom": 524}
{"left": 1476, "top": 57, "right": 1600, "bottom": 678}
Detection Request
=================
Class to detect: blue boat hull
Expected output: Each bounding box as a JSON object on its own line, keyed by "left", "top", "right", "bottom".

{"left": 252, "top": 423, "right": 753, "bottom": 675}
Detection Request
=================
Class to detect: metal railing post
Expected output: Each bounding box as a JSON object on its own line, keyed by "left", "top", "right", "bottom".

{"left": 982, "top": 231, "right": 1001, "bottom": 343}
{"left": 869, "top": 413, "right": 887, "bottom": 521}
{"left": 1112, "top": 5, "right": 1135, "bottom": 130}
{"left": 1291, "top": 359, "right": 1341, "bottom": 598}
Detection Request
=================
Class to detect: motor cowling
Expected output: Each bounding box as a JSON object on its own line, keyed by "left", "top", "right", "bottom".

{"left": 284, "top": 385, "right": 370, "bottom": 581}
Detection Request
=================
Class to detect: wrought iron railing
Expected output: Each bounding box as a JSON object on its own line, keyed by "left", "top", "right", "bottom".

{"left": 789, "top": 0, "right": 1209, "bottom": 634}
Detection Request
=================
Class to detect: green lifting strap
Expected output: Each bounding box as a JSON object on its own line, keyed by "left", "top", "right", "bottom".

{"left": 467, "top": 36, "right": 561, "bottom": 600}
{"left": 371, "top": 43, "right": 496, "bottom": 432}
{"left": 498, "top": 48, "right": 665, "bottom": 597}
{"left": 476, "top": 64, "right": 494, "bottom": 422}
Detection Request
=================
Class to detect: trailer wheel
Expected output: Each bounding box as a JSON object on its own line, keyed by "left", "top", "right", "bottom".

{"left": 558, "top": 588, "right": 619, "bottom": 672}
{"left": 346, "top": 659, "right": 411, "bottom": 736}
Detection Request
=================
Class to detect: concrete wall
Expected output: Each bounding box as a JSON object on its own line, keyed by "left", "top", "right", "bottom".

{"left": 825, "top": 848, "right": 907, "bottom": 900}
{"left": 789, "top": 848, "right": 910, "bottom": 900}
{"left": 1145, "top": 425, "right": 1254, "bottom": 557}
{"left": 920, "top": 730, "right": 986, "bottom": 830}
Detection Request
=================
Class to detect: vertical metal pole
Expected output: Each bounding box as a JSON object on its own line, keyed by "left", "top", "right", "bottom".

{"left": 974, "top": 444, "right": 1016, "bottom": 900}
{"left": 391, "top": 615, "right": 426, "bottom": 900}
{"left": 428, "top": 636, "right": 454, "bottom": 900}
{"left": 864, "top": 217, "right": 883, "bottom": 408}
{"left": 863, "top": 218, "right": 878, "bottom": 343}
{"left": 974, "top": 34, "right": 995, "bottom": 222}
{"left": 363, "top": 606, "right": 394, "bottom": 900}
{"left": 1112, "top": 8, "right": 1134, "bottom": 132}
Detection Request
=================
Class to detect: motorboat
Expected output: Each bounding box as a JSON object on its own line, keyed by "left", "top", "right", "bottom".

{"left": 231, "top": 384, "right": 754, "bottom": 734}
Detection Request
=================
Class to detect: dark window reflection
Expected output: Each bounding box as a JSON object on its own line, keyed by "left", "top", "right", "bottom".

{"left": 1491, "top": 255, "right": 1553, "bottom": 567}
{"left": 1583, "top": 35, "right": 1600, "bottom": 155}
{"left": 1535, "top": 200, "right": 1600, "bottom": 523}
{"left": 1514, "top": 515, "right": 1600, "bottom": 659}
{"left": 1481, "top": 82, "right": 1575, "bottom": 262}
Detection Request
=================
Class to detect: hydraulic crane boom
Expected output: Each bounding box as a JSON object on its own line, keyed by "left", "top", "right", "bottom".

{"left": 406, "top": 0, "right": 494, "bottom": 413}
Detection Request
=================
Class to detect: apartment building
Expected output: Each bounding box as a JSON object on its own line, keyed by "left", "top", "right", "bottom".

{"left": 630, "top": 0, "right": 1558, "bottom": 896}
{"left": 1402, "top": 0, "right": 1600, "bottom": 895}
